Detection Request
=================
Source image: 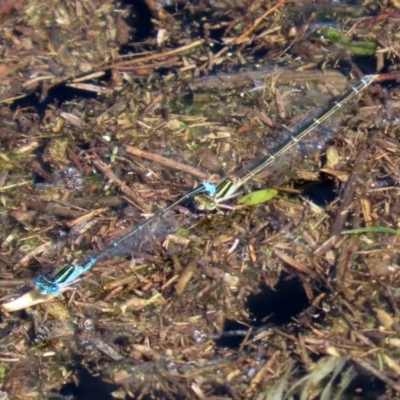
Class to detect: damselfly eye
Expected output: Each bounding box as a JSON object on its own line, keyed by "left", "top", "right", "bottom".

{"left": 47, "top": 283, "right": 60, "bottom": 296}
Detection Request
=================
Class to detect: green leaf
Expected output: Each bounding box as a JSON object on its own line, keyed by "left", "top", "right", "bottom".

{"left": 238, "top": 189, "right": 278, "bottom": 206}
{"left": 342, "top": 227, "right": 399, "bottom": 235}
{"left": 348, "top": 41, "right": 377, "bottom": 56}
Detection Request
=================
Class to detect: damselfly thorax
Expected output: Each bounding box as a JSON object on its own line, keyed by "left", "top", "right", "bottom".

{"left": 195, "top": 177, "right": 243, "bottom": 210}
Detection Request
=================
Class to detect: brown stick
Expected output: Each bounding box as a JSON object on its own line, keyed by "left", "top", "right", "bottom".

{"left": 213, "top": 0, "right": 286, "bottom": 59}
{"left": 330, "top": 150, "right": 368, "bottom": 238}
{"left": 125, "top": 146, "right": 209, "bottom": 180}
{"left": 92, "top": 156, "right": 149, "bottom": 212}
{"left": 314, "top": 150, "right": 368, "bottom": 257}
{"left": 350, "top": 356, "right": 400, "bottom": 393}
{"left": 98, "top": 39, "right": 205, "bottom": 70}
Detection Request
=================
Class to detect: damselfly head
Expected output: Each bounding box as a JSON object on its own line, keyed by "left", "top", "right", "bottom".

{"left": 202, "top": 181, "right": 217, "bottom": 197}
{"left": 34, "top": 276, "right": 59, "bottom": 296}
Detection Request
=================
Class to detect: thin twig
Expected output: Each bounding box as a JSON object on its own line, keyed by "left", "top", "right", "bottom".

{"left": 98, "top": 39, "right": 205, "bottom": 69}
{"left": 314, "top": 150, "right": 368, "bottom": 257}
{"left": 125, "top": 146, "right": 209, "bottom": 180}
{"left": 92, "top": 156, "right": 149, "bottom": 212}
{"left": 350, "top": 355, "right": 400, "bottom": 393}
{"left": 330, "top": 150, "right": 368, "bottom": 237}
{"left": 213, "top": 0, "right": 286, "bottom": 60}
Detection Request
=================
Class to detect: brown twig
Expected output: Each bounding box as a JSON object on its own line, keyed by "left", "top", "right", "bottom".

{"left": 271, "top": 248, "right": 314, "bottom": 275}
{"left": 350, "top": 355, "right": 400, "bottom": 393}
{"left": 13, "top": 242, "right": 52, "bottom": 271}
{"left": 213, "top": 0, "right": 286, "bottom": 60}
{"left": 125, "top": 146, "right": 209, "bottom": 180}
{"left": 98, "top": 40, "right": 205, "bottom": 70}
{"left": 330, "top": 150, "right": 368, "bottom": 237}
{"left": 373, "top": 71, "right": 400, "bottom": 83}
{"left": 91, "top": 156, "right": 149, "bottom": 212}
{"left": 314, "top": 150, "right": 368, "bottom": 257}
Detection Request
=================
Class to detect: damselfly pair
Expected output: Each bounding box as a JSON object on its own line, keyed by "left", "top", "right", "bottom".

{"left": 34, "top": 74, "right": 376, "bottom": 296}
